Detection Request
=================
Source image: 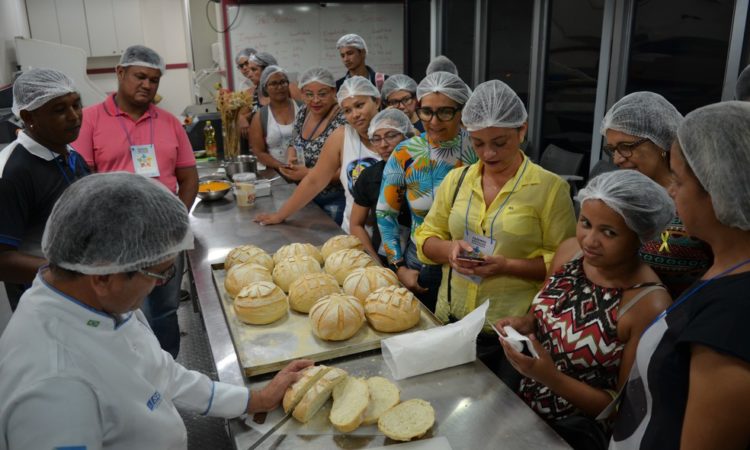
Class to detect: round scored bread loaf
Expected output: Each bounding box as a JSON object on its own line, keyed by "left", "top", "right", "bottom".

{"left": 273, "top": 242, "right": 323, "bottom": 265}
{"left": 321, "top": 234, "right": 363, "bottom": 260}
{"left": 225, "top": 245, "right": 273, "bottom": 271}
{"left": 364, "top": 285, "right": 421, "bottom": 332}
{"left": 233, "top": 281, "right": 288, "bottom": 325}
{"left": 342, "top": 266, "right": 400, "bottom": 304}
{"left": 224, "top": 262, "right": 273, "bottom": 298}
{"left": 377, "top": 398, "right": 435, "bottom": 441}
{"left": 324, "top": 249, "right": 376, "bottom": 285}
{"left": 309, "top": 293, "right": 365, "bottom": 341}
{"left": 272, "top": 255, "right": 323, "bottom": 292}
{"left": 288, "top": 273, "right": 342, "bottom": 313}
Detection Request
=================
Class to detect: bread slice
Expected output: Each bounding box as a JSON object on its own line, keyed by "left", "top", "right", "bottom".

{"left": 362, "top": 376, "right": 400, "bottom": 425}
{"left": 282, "top": 365, "right": 331, "bottom": 414}
{"left": 292, "top": 367, "right": 348, "bottom": 423}
{"left": 377, "top": 398, "right": 435, "bottom": 441}
{"left": 330, "top": 376, "right": 370, "bottom": 432}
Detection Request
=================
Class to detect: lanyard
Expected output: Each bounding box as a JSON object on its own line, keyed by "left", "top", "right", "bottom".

{"left": 50, "top": 148, "right": 81, "bottom": 185}
{"left": 114, "top": 102, "right": 154, "bottom": 148}
{"left": 302, "top": 105, "right": 336, "bottom": 141}
{"left": 642, "top": 257, "right": 750, "bottom": 336}
{"left": 464, "top": 157, "right": 529, "bottom": 238}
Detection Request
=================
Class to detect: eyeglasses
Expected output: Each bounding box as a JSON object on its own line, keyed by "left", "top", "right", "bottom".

{"left": 416, "top": 106, "right": 461, "bottom": 122}
{"left": 370, "top": 131, "right": 404, "bottom": 146}
{"left": 303, "top": 90, "right": 332, "bottom": 101}
{"left": 138, "top": 264, "right": 177, "bottom": 286}
{"left": 237, "top": 61, "right": 250, "bottom": 70}
{"left": 387, "top": 95, "right": 415, "bottom": 108}
{"left": 267, "top": 79, "right": 289, "bottom": 89}
{"left": 603, "top": 137, "right": 650, "bottom": 159}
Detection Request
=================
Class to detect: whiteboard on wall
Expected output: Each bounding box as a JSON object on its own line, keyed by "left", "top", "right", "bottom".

{"left": 228, "top": 2, "right": 404, "bottom": 91}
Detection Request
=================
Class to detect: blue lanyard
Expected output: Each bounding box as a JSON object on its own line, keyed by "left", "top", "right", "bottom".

{"left": 464, "top": 157, "right": 529, "bottom": 238}
{"left": 114, "top": 101, "right": 154, "bottom": 147}
{"left": 642, "top": 257, "right": 750, "bottom": 336}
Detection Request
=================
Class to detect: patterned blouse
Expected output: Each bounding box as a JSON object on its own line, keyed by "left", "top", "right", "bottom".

{"left": 290, "top": 104, "right": 347, "bottom": 196}
{"left": 519, "top": 256, "right": 663, "bottom": 421}
{"left": 376, "top": 129, "right": 477, "bottom": 264}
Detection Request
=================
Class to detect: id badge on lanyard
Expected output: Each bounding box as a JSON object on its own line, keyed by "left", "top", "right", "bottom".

{"left": 130, "top": 144, "right": 160, "bottom": 177}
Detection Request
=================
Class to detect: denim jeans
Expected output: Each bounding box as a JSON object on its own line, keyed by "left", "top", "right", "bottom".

{"left": 404, "top": 240, "right": 442, "bottom": 312}
{"left": 313, "top": 189, "right": 346, "bottom": 227}
{"left": 141, "top": 254, "right": 184, "bottom": 358}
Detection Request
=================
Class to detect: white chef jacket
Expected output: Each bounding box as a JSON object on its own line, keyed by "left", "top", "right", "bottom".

{"left": 0, "top": 274, "right": 250, "bottom": 450}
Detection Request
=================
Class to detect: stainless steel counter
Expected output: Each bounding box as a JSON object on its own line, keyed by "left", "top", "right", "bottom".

{"left": 187, "top": 162, "right": 569, "bottom": 450}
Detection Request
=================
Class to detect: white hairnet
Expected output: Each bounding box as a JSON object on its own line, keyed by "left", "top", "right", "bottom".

{"left": 677, "top": 101, "right": 750, "bottom": 230}
{"left": 577, "top": 169, "right": 674, "bottom": 242}
{"left": 735, "top": 65, "right": 750, "bottom": 101}
{"left": 118, "top": 45, "right": 166, "bottom": 74}
{"left": 249, "top": 51, "right": 277, "bottom": 68}
{"left": 337, "top": 76, "right": 380, "bottom": 104}
{"left": 381, "top": 74, "right": 417, "bottom": 100}
{"left": 416, "top": 71, "right": 471, "bottom": 105}
{"left": 42, "top": 172, "right": 194, "bottom": 275}
{"left": 461, "top": 80, "right": 527, "bottom": 131}
{"left": 336, "top": 34, "right": 368, "bottom": 53}
{"left": 234, "top": 47, "right": 257, "bottom": 65}
{"left": 367, "top": 109, "right": 413, "bottom": 139}
{"left": 12, "top": 68, "right": 77, "bottom": 117}
{"left": 426, "top": 55, "right": 458, "bottom": 76}
{"left": 298, "top": 67, "right": 335, "bottom": 89}
{"left": 259, "top": 65, "right": 288, "bottom": 95}
{"left": 601, "top": 91, "right": 683, "bottom": 152}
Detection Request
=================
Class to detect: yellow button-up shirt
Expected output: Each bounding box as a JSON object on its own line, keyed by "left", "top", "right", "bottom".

{"left": 415, "top": 153, "right": 576, "bottom": 324}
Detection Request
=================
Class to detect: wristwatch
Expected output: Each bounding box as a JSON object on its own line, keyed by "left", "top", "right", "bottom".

{"left": 389, "top": 259, "right": 407, "bottom": 273}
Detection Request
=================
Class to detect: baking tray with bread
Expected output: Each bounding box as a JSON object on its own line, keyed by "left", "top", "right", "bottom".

{"left": 213, "top": 235, "right": 442, "bottom": 377}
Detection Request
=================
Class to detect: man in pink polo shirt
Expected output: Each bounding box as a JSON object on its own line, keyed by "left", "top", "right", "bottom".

{"left": 73, "top": 45, "right": 198, "bottom": 358}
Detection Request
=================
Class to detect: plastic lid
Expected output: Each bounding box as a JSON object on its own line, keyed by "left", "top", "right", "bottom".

{"left": 233, "top": 172, "right": 257, "bottom": 182}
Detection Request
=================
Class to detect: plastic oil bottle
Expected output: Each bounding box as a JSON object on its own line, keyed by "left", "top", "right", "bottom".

{"left": 204, "top": 120, "right": 217, "bottom": 158}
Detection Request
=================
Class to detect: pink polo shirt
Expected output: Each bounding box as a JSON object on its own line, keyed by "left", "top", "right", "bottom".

{"left": 73, "top": 94, "right": 195, "bottom": 193}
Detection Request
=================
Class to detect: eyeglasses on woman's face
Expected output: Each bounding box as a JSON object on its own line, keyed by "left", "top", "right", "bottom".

{"left": 138, "top": 264, "right": 177, "bottom": 286}
{"left": 603, "top": 137, "right": 650, "bottom": 159}
{"left": 416, "top": 106, "right": 461, "bottom": 122}
{"left": 370, "top": 131, "right": 404, "bottom": 146}
{"left": 237, "top": 61, "right": 250, "bottom": 70}
{"left": 303, "top": 89, "right": 332, "bottom": 101}
{"left": 267, "top": 79, "right": 289, "bottom": 89}
{"left": 386, "top": 94, "right": 415, "bottom": 108}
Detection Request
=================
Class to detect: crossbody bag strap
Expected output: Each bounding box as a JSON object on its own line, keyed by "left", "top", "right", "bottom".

{"left": 446, "top": 165, "right": 471, "bottom": 318}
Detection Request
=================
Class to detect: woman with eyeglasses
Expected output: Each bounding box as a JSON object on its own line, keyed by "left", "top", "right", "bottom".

{"left": 376, "top": 71, "right": 477, "bottom": 310}
{"left": 611, "top": 101, "right": 750, "bottom": 450}
{"left": 350, "top": 109, "right": 414, "bottom": 262}
{"left": 255, "top": 76, "right": 383, "bottom": 233}
{"left": 236, "top": 51, "right": 277, "bottom": 141}
{"left": 380, "top": 74, "right": 424, "bottom": 133}
{"left": 0, "top": 69, "right": 90, "bottom": 310}
{"left": 601, "top": 92, "right": 712, "bottom": 297}
{"left": 415, "top": 79, "right": 576, "bottom": 355}
{"left": 247, "top": 66, "right": 300, "bottom": 170}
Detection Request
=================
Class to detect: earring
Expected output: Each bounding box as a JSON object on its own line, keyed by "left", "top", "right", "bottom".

{"left": 661, "top": 151, "right": 667, "bottom": 158}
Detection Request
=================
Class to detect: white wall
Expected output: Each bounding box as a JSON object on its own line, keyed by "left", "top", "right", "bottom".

{"left": 0, "top": 0, "right": 30, "bottom": 86}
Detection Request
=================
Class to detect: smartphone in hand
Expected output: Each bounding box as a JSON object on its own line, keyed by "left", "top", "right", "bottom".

{"left": 457, "top": 248, "right": 486, "bottom": 264}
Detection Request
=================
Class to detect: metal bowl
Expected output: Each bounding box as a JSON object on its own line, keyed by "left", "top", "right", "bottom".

{"left": 197, "top": 179, "right": 232, "bottom": 201}
{"left": 224, "top": 155, "right": 257, "bottom": 180}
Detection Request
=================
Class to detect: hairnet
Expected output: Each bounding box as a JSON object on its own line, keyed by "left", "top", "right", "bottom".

{"left": 11, "top": 68, "right": 77, "bottom": 117}
{"left": 677, "top": 101, "right": 750, "bottom": 230}
{"left": 368, "top": 109, "right": 413, "bottom": 139}
{"left": 336, "top": 76, "right": 380, "bottom": 104}
{"left": 249, "top": 51, "right": 277, "bottom": 68}
{"left": 336, "top": 34, "right": 368, "bottom": 53}
{"left": 118, "top": 45, "right": 166, "bottom": 74}
{"left": 461, "top": 80, "right": 527, "bottom": 131}
{"left": 381, "top": 74, "right": 417, "bottom": 100}
{"left": 42, "top": 172, "right": 194, "bottom": 275}
{"left": 416, "top": 71, "right": 471, "bottom": 105}
{"left": 735, "top": 65, "right": 750, "bottom": 101}
{"left": 577, "top": 169, "right": 674, "bottom": 242}
{"left": 298, "top": 67, "right": 335, "bottom": 89}
{"left": 600, "top": 91, "right": 683, "bottom": 152}
{"left": 426, "top": 55, "right": 458, "bottom": 76}
{"left": 234, "top": 47, "right": 257, "bottom": 65}
{"left": 259, "top": 65, "right": 288, "bottom": 96}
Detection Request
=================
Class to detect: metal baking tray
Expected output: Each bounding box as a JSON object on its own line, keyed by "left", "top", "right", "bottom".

{"left": 211, "top": 263, "right": 442, "bottom": 377}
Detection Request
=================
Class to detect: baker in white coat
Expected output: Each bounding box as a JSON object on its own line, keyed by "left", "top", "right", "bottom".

{"left": 0, "top": 172, "right": 311, "bottom": 450}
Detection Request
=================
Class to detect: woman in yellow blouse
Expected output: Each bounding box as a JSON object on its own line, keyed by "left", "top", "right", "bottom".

{"left": 415, "top": 80, "right": 577, "bottom": 327}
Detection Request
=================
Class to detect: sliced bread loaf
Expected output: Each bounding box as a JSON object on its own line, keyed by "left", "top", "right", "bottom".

{"left": 292, "top": 367, "right": 348, "bottom": 423}
{"left": 377, "top": 398, "right": 435, "bottom": 441}
{"left": 282, "top": 365, "right": 331, "bottom": 414}
{"left": 330, "top": 376, "right": 370, "bottom": 432}
{"left": 362, "top": 376, "right": 400, "bottom": 425}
